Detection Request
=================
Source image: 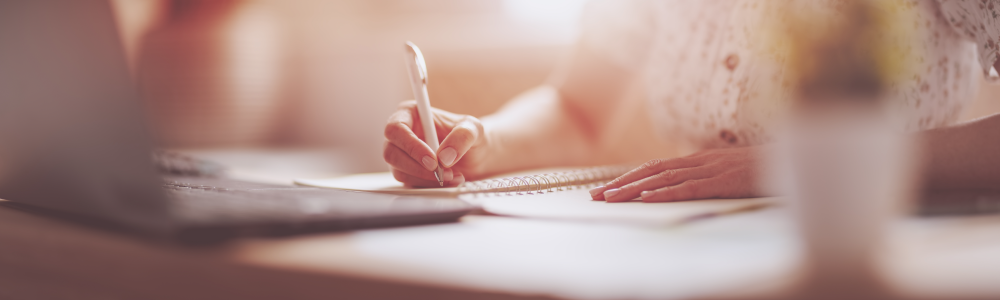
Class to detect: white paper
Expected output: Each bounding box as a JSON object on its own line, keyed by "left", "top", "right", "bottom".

{"left": 468, "top": 189, "right": 777, "bottom": 226}
{"left": 296, "top": 172, "right": 779, "bottom": 226}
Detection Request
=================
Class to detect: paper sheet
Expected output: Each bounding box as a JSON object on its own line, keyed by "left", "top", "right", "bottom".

{"left": 296, "top": 171, "right": 777, "bottom": 226}
{"left": 466, "top": 189, "right": 777, "bottom": 226}
{"left": 295, "top": 172, "right": 458, "bottom": 195}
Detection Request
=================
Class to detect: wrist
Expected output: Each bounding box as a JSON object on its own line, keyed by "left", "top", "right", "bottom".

{"left": 472, "top": 117, "right": 504, "bottom": 177}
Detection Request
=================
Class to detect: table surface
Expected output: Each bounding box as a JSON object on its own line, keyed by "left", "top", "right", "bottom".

{"left": 4, "top": 148, "right": 1000, "bottom": 300}
{"left": 4, "top": 197, "right": 1000, "bottom": 300}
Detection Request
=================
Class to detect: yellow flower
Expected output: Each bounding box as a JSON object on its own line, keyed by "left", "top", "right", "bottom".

{"left": 755, "top": 0, "right": 922, "bottom": 100}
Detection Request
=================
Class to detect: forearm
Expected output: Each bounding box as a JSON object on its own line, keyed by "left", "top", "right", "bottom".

{"left": 467, "top": 44, "right": 669, "bottom": 177}
{"left": 477, "top": 85, "right": 601, "bottom": 175}
{"left": 922, "top": 113, "right": 1000, "bottom": 190}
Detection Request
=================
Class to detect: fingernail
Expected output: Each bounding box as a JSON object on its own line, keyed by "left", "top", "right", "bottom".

{"left": 442, "top": 169, "right": 454, "bottom": 181}
{"left": 439, "top": 147, "right": 457, "bottom": 167}
{"left": 589, "top": 186, "right": 605, "bottom": 198}
{"left": 641, "top": 191, "right": 653, "bottom": 199}
{"left": 603, "top": 188, "right": 620, "bottom": 199}
{"left": 421, "top": 156, "right": 437, "bottom": 171}
{"left": 452, "top": 173, "right": 466, "bottom": 185}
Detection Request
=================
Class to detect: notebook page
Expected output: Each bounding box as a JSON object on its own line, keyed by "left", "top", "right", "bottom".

{"left": 466, "top": 189, "right": 778, "bottom": 226}
{"left": 295, "top": 170, "right": 779, "bottom": 225}
{"left": 293, "top": 167, "right": 591, "bottom": 196}
{"left": 295, "top": 172, "right": 458, "bottom": 196}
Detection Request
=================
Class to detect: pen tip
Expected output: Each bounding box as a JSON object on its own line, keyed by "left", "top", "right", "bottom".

{"left": 433, "top": 172, "right": 443, "bottom": 186}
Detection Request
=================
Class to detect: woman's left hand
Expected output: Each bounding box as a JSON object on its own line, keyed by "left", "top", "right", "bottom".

{"left": 589, "top": 147, "right": 767, "bottom": 202}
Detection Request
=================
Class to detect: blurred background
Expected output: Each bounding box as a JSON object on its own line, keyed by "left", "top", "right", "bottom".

{"left": 109, "top": 0, "right": 1000, "bottom": 182}
{"left": 110, "top": 0, "right": 584, "bottom": 181}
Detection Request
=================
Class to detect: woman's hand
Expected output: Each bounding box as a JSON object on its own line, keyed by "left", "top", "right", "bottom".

{"left": 383, "top": 101, "right": 490, "bottom": 187}
{"left": 589, "top": 147, "right": 766, "bottom": 202}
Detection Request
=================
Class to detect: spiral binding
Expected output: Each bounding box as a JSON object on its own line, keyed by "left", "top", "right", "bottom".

{"left": 456, "top": 165, "right": 632, "bottom": 197}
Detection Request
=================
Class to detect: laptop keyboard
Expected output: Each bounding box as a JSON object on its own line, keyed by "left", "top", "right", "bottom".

{"left": 160, "top": 177, "right": 473, "bottom": 226}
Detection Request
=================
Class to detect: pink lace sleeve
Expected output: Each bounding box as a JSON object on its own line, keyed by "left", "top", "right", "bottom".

{"left": 938, "top": 0, "right": 1000, "bottom": 75}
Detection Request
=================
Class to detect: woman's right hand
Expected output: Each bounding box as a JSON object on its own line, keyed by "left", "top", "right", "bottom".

{"left": 383, "top": 100, "right": 489, "bottom": 187}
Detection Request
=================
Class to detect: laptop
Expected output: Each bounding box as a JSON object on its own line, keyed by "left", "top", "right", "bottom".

{"left": 0, "top": 0, "right": 474, "bottom": 244}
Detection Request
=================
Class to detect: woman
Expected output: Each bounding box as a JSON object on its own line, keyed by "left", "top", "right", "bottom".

{"left": 382, "top": 0, "right": 1000, "bottom": 202}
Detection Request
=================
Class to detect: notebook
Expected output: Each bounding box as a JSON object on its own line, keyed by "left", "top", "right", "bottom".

{"left": 295, "top": 166, "right": 778, "bottom": 226}
{"left": 295, "top": 166, "right": 632, "bottom": 196}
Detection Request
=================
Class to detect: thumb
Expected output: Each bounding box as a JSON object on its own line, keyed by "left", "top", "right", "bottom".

{"left": 437, "top": 116, "right": 482, "bottom": 168}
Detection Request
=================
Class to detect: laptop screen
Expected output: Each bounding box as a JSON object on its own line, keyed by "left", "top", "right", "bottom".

{"left": 0, "top": 0, "right": 172, "bottom": 232}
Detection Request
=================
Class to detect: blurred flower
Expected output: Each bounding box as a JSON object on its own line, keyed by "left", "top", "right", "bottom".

{"left": 757, "top": 0, "right": 922, "bottom": 100}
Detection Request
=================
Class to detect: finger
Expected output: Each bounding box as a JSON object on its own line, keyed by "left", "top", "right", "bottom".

{"left": 385, "top": 108, "right": 438, "bottom": 171}
{"left": 383, "top": 142, "right": 439, "bottom": 180}
{"left": 604, "top": 167, "right": 714, "bottom": 203}
{"left": 437, "top": 116, "right": 481, "bottom": 168}
{"left": 639, "top": 178, "right": 721, "bottom": 202}
{"left": 450, "top": 172, "right": 466, "bottom": 187}
{"left": 590, "top": 158, "right": 701, "bottom": 200}
{"left": 392, "top": 169, "right": 443, "bottom": 187}
{"left": 391, "top": 168, "right": 463, "bottom": 188}
{"left": 389, "top": 101, "right": 420, "bottom": 137}
{"left": 440, "top": 166, "right": 455, "bottom": 182}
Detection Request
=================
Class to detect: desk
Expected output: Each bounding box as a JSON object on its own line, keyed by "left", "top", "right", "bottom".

{"left": 0, "top": 200, "right": 794, "bottom": 300}
{"left": 0, "top": 202, "right": 552, "bottom": 300}
{"left": 5, "top": 198, "right": 1000, "bottom": 300}
{"left": 4, "top": 147, "right": 1000, "bottom": 300}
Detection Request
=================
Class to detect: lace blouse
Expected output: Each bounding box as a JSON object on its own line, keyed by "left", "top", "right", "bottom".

{"left": 581, "top": 0, "right": 992, "bottom": 149}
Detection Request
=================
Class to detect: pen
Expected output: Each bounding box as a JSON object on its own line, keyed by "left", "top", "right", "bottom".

{"left": 404, "top": 41, "right": 444, "bottom": 186}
